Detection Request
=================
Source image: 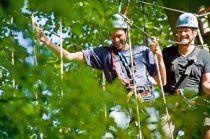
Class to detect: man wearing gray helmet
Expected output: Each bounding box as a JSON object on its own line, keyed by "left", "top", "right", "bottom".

{"left": 160, "top": 13, "right": 210, "bottom": 138}
{"left": 34, "top": 13, "right": 166, "bottom": 137}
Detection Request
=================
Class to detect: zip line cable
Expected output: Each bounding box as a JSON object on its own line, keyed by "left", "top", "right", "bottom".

{"left": 122, "top": 15, "right": 210, "bottom": 48}
{"left": 138, "top": 0, "right": 210, "bottom": 18}
{"left": 138, "top": 0, "right": 186, "bottom": 14}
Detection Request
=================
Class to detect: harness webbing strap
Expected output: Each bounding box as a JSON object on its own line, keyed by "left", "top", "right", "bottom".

{"left": 174, "top": 58, "right": 179, "bottom": 83}
{"left": 174, "top": 47, "right": 200, "bottom": 90}
{"left": 111, "top": 46, "right": 131, "bottom": 86}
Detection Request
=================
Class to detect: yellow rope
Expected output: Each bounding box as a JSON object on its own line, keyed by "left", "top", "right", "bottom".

{"left": 60, "top": 18, "right": 64, "bottom": 99}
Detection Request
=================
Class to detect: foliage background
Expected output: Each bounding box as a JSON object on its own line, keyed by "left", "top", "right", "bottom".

{"left": 0, "top": 0, "right": 209, "bottom": 138}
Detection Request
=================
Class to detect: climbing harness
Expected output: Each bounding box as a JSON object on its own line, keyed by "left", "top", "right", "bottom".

{"left": 111, "top": 46, "right": 132, "bottom": 87}
{"left": 174, "top": 47, "right": 200, "bottom": 91}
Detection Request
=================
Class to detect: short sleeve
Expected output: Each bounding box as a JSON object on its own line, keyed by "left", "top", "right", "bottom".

{"left": 202, "top": 50, "right": 210, "bottom": 73}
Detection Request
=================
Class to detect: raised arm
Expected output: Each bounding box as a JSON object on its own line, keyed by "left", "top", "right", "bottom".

{"left": 34, "top": 24, "right": 85, "bottom": 62}
{"left": 150, "top": 41, "right": 167, "bottom": 86}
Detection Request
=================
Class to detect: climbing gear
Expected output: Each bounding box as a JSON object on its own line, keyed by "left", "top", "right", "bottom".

{"left": 148, "top": 37, "right": 174, "bottom": 139}
{"left": 174, "top": 47, "right": 200, "bottom": 91}
{"left": 118, "top": 0, "right": 130, "bottom": 16}
{"left": 139, "top": 0, "right": 186, "bottom": 14}
{"left": 111, "top": 45, "right": 132, "bottom": 87}
{"left": 198, "top": 6, "right": 210, "bottom": 35}
{"left": 123, "top": 0, "right": 130, "bottom": 16}
{"left": 176, "top": 13, "right": 199, "bottom": 28}
{"left": 127, "top": 85, "right": 154, "bottom": 102}
{"left": 59, "top": 18, "right": 64, "bottom": 99}
{"left": 112, "top": 13, "right": 128, "bottom": 29}
{"left": 126, "top": 18, "right": 144, "bottom": 139}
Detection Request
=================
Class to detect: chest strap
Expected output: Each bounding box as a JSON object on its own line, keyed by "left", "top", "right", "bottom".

{"left": 174, "top": 47, "right": 200, "bottom": 91}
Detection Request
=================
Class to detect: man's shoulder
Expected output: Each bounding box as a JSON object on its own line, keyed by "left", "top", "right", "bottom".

{"left": 91, "top": 46, "right": 111, "bottom": 52}
{"left": 197, "top": 47, "right": 209, "bottom": 55}
{"left": 196, "top": 48, "right": 210, "bottom": 61}
{"left": 133, "top": 45, "right": 150, "bottom": 51}
{"left": 163, "top": 45, "right": 178, "bottom": 52}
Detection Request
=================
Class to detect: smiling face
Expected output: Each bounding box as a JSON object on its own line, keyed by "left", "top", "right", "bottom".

{"left": 111, "top": 29, "right": 127, "bottom": 50}
{"left": 177, "top": 27, "right": 197, "bottom": 45}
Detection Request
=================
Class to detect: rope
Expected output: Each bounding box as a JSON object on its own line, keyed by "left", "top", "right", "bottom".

{"left": 31, "top": 13, "right": 39, "bottom": 105}
{"left": 141, "top": 5, "right": 173, "bottom": 137}
{"left": 138, "top": 0, "right": 186, "bottom": 14}
{"left": 9, "top": 16, "right": 16, "bottom": 97}
{"left": 196, "top": 12, "right": 210, "bottom": 18}
{"left": 60, "top": 18, "right": 64, "bottom": 99}
{"left": 118, "top": 0, "right": 122, "bottom": 13}
{"left": 31, "top": 13, "right": 38, "bottom": 66}
{"left": 127, "top": 24, "right": 143, "bottom": 139}
{"left": 99, "top": 25, "right": 107, "bottom": 118}
{"left": 155, "top": 53, "right": 174, "bottom": 139}
{"left": 120, "top": 15, "right": 210, "bottom": 48}
{"left": 138, "top": 0, "right": 210, "bottom": 18}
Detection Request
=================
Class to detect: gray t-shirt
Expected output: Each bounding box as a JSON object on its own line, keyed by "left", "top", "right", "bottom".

{"left": 83, "top": 45, "right": 157, "bottom": 90}
{"left": 163, "top": 46, "right": 210, "bottom": 94}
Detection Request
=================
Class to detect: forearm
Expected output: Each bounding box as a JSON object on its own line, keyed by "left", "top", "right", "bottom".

{"left": 155, "top": 55, "right": 167, "bottom": 86}
{"left": 44, "top": 37, "right": 85, "bottom": 62}
{"left": 202, "top": 83, "right": 210, "bottom": 95}
{"left": 201, "top": 73, "right": 210, "bottom": 95}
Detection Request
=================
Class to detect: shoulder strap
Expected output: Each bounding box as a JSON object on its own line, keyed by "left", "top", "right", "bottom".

{"left": 174, "top": 47, "right": 200, "bottom": 90}
{"left": 111, "top": 46, "right": 131, "bottom": 86}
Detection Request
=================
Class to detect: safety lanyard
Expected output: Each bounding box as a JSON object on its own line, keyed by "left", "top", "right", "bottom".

{"left": 111, "top": 46, "right": 132, "bottom": 86}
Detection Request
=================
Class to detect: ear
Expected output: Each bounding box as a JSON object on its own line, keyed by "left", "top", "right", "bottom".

{"left": 193, "top": 29, "right": 198, "bottom": 37}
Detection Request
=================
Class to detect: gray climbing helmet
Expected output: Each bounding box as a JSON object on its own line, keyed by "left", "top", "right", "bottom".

{"left": 176, "top": 13, "right": 198, "bottom": 28}
{"left": 112, "top": 13, "right": 128, "bottom": 29}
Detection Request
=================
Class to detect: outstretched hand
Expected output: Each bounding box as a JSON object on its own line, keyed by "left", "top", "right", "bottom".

{"left": 33, "top": 23, "right": 47, "bottom": 43}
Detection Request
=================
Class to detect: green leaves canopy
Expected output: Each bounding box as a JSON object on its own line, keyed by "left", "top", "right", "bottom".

{"left": 0, "top": 0, "right": 208, "bottom": 138}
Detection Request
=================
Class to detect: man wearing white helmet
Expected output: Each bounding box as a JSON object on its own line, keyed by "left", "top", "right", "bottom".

{"left": 163, "top": 13, "right": 210, "bottom": 94}
{"left": 159, "top": 13, "right": 210, "bottom": 138}
{"left": 35, "top": 13, "right": 166, "bottom": 137}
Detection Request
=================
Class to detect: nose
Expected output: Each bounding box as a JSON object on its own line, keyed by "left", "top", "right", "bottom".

{"left": 181, "top": 31, "right": 187, "bottom": 36}
{"left": 114, "top": 37, "right": 120, "bottom": 43}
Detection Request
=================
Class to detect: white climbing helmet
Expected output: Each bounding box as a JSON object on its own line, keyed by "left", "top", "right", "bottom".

{"left": 176, "top": 13, "right": 198, "bottom": 28}
{"left": 112, "top": 13, "right": 128, "bottom": 29}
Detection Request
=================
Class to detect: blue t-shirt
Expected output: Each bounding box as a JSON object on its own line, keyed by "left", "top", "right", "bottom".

{"left": 83, "top": 45, "right": 157, "bottom": 90}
